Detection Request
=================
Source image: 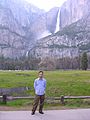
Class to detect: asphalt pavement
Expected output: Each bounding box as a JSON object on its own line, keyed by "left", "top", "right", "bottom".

{"left": 0, "top": 109, "right": 90, "bottom": 120}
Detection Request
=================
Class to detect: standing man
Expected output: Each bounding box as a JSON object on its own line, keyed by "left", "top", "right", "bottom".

{"left": 31, "top": 71, "right": 46, "bottom": 115}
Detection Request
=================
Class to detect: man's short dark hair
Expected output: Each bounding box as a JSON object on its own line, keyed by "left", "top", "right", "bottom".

{"left": 38, "top": 71, "right": 43, "bottom": 74}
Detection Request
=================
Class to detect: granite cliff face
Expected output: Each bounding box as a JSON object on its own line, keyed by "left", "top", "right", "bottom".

{"left": 0, "top": 0, "right": 46, "bottom": 58}
{"left": 0, "top": 1, "right": 25, "bottom": 58}
{"left": 0, "top": 0, "right": 90, "bottom": 58}
{"left": 29, "top": 0, "right": 90, "bottom": 59}
{"left": 0, "top": 0, "right": 59, "bottom": 58}
{"left": 31, "top": 13, "right": 90, "bottom": 58}
{"left": 58, "top": 0, "right": 90, "bottom": 29}
{"left": 30, "top": 7, "right": 59, "bottom": 40}
{"left": 0, "top": 0, "right": 45, "bottom": 27}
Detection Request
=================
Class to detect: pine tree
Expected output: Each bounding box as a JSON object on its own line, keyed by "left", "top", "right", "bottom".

{"left": 81, "top": 52, "right": 88, "bottom": 70}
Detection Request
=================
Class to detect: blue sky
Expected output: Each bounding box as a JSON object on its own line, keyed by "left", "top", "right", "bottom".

{"left": 26, "top": 0, "right": 67, "bottom": 11}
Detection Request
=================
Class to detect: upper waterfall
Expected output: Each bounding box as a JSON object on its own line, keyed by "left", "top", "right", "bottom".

{"left": 55, "top": 8, "right": 60, "bottom": 33}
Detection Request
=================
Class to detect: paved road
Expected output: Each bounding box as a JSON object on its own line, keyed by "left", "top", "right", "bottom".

{"left": 0, "top": 109, "right": 90, "bottom": 120}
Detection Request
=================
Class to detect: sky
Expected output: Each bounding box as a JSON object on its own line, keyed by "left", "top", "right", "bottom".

{"left": 26, "top": 0, "right": 67, "bottom": 11}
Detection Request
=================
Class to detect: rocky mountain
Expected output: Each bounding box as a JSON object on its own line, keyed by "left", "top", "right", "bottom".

{"left": 59, "top": 0, "right": 90, "bottom": 29}
{"left": 0, "top": 0, "right": 90, "bottom": 58}
{"left": 0, "top": 0, "right": 59, "bottom": 58}
{"left": 30, "top": 7, "right": 59, "bottom": 40}
{"left": 0, "top": 0, "right": 45, "bottom": 58}
{"left": 31, "top": 12, "right": 90, "bottom": 58}
{"left": 30, "top": 0, "right": 90, "bottom": 59}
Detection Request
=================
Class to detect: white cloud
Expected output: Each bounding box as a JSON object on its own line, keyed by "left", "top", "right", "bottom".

{"left": 26, "top": 0, "right": 66, "bottom": 11}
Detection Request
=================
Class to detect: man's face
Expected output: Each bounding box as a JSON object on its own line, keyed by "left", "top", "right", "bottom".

{"left": 38, "top": 72, "right": 43, "bottom": 78}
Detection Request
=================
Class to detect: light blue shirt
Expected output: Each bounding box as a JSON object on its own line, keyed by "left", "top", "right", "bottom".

{"left": 34, "top": 78, "right": 46, "bottom": 95}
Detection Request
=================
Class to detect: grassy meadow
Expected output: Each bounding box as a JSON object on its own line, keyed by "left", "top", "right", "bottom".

{"left": 0, "top": 70, "right": 90, "bottom": 109}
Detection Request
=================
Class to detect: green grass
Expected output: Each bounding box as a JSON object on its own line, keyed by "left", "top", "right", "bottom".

{"left": 0, "top": 70, "right": 90, "bottom": 109}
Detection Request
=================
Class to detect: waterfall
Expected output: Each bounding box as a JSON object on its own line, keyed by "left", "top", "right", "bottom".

{"left": 55, "top": 9, "right": 60, "bottom": 33}
{"left": 26, "top": 51, "right": 29, "bottom": 57}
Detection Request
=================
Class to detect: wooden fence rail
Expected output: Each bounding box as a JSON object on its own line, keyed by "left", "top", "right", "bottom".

{"left": 0, "top": 95, "right": 90, "bottom": 104}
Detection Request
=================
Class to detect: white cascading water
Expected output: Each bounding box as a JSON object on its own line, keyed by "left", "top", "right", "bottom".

{"left": 55, "top": 8, "right": 60, "bottom": 33}
{"left": 26, "top": 51, "right": 29, "bottom": 57}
